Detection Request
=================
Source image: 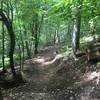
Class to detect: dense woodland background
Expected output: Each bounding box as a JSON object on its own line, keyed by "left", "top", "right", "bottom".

{"left": 0, "top": 0, "right": 100, "bottom": 100}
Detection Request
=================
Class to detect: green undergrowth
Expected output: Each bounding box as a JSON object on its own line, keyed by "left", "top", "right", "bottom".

{"left": 59, "top": 35, "right": 100, "bottom": 60}
{"left": 1, "top": 34, "right": 100, "bottom": 69}
{"left": 0, "top": 54, "right": 27, "bottom": 68}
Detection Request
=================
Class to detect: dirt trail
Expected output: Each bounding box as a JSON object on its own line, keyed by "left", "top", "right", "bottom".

{"left": 2, "top": 45, "right": 100, "bottom": 100}
{"left": 2, "top": 45, "right": 65, "bottom": 100}
{"left": 24, "top": 45, "right": 63, "bottom": 86}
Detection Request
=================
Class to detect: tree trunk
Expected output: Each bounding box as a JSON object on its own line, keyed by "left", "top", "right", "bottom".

{"left": 23, "top": 26, "right": 31, "bottom": 58}
{"left": 34, "top": 31, "right": 39, "bottom": 54}
{"left": 54, "top": 29, "right": 60, "bottom": 45}
{"left": 72, "top": 0, "right": 83, "bottom": 57}
{"left": 25, "top": 41, "right": 31, "bottom": 58}
{"left": 1, "top": 2, "right": 6, "bottom": 72}
{"left": 34, "top": 14, "right": 43, "bottom": 54}
{"left": 17, "top": 39, "right": 22, "bottom": 70}
{"left": 34, "top": 21, "right": 39, "bottom": 54}
{"left": 2, "top": 22, "right": 6, "bottom": 72}
{"left": 20, "top": 30, "right": 25, "bottom": 70}
{"left": 0, "top": 88, "right": 3, "bottom": 100}
{"left": 0, "top": 10, "right": 16, "bottom": 78}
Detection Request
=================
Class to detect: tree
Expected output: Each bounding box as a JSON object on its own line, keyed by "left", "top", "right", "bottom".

{"left": 0, "top": 9, "right": 16, "bottom": 78}
{"left": 0, "top": 88, "right": 3, "bottom": 100}
{"left": 72, "top": 0, "right": 83, "bottom": 58}
{"left": 1, "top": 1, "right": 6, "bottom": 72}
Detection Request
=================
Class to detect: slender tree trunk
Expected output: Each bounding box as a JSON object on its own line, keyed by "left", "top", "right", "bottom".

{"left": 67, "top": 24, "right": 71, "bottom": 43}
{"left": 54, "top": 31, "right": 56, "bottom": 45}
{"left": 34, "top": 19, "right": 39, "bottom": 54}
{"left": 54, "top": 29, "right": 59, "bottom": 45}
{"left": 0, "top": 88, "right": 3, "bottom": 100}
{"left": 2, "top": 22, "right": 5, "bottom": 72}
{"left": 8, "top": 23, "right": 16, "bottom": 78}
{"left": 34, "top": 31, "right": 38, "bottom": 54}
{"left": 25, "top": 41, "right": 31, "bottom": 58}
{"left": 34, "top": 14, "right": 44, "bottom": 54}
{"left": 23, "top": 26, "right": 31, "bottom": 58}
{"left": 72, "top": 0, "right": 83, "bottom": 57}
{"left": 32, "top": 23, "right": 39, "bottom": 54}
{"left": 20, "top": 29, "right": 24, "bottom": 70}
{"left": 1, "top": 1, "right": 6, "bottom": 72}
{"left": 9, "top": 0, "right": 13, "bottom": 23}
{"left": 0, "top": 10, "right": 16, "bottom": 78}
{"left": 18, "top": 44, "right": 22, "bottom": 71}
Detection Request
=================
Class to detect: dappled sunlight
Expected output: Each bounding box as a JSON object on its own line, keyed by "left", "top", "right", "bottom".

{"left": 28, "top": 53, "right": 63, "bottom": 67}
{"left": 80, "top": 71, "right": 100, "bottom": 85}
{"left": 79, "top": 94, "right": 99, "bottom": 100}
{"left": 80, "top": 36, "right": 93, "bottom": 44}
{"left": 79, "top": 95, "right": 92, "bottom": 100}
{"left": 32, "top": 56, "right": 53, "bottom": 64}
{"left": 41, "top": 54, "right": 63, "bottom": 66}
{"left": 34, "top": 57, "right": 45, "bottom": 63}
{"left": 80, "top": 35, "right": 99, "bottom": 44}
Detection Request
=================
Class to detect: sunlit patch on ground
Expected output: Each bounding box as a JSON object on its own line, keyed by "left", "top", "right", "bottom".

{"left": 25, "top": 53, "right": 63, "bottom": 67}
{"left": 41, "top": 54, "right": 63, "bottom": 66}
{"left": 80, "top": 35, "right": 99, "bottom": 44}
{"left": 34, "top": 57, "right": 45, "bottom": 63}
{"left": 80, "top": 71, "right": 100, "bottom": 85}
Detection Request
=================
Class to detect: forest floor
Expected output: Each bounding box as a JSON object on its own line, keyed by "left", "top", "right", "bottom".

{"left": 2, "top": 44, "right": 100, "bottom": 100}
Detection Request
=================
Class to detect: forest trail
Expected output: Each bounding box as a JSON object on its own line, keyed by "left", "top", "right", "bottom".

{"left": 24, "top": 45, "right": 64, "bottom": 88}
{"left": 2, "top": 45, "right": 100, "bottom": 100}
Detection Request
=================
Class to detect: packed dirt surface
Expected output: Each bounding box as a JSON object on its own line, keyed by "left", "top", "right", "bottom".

{"left": 2, "top": 45, "right": 100, "bottom": 100}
